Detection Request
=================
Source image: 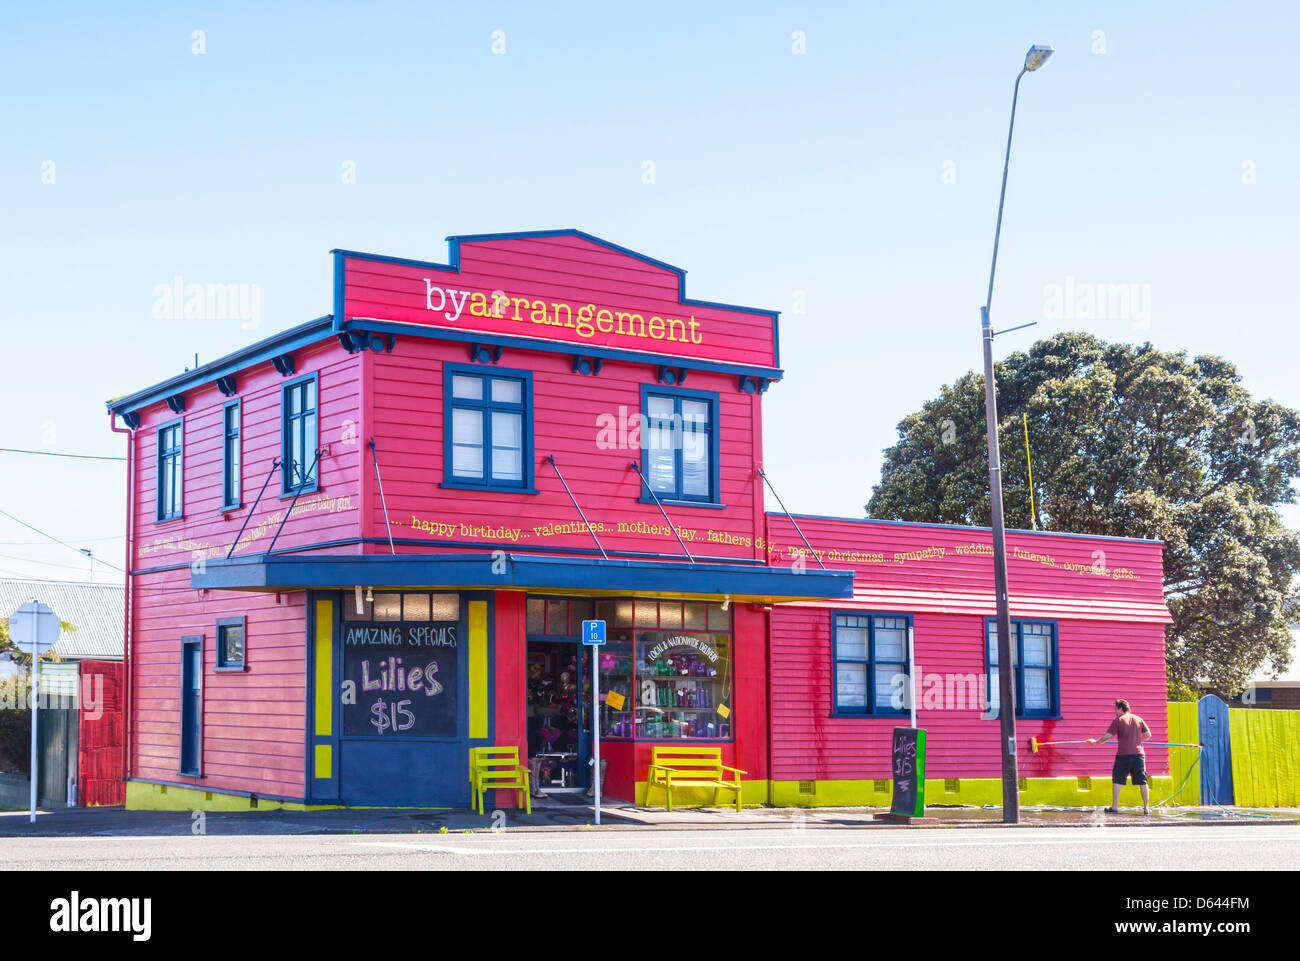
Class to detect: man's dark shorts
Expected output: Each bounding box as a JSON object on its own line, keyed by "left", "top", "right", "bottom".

{"left": 1113, "top": 753, "right": 1147, "bottom": 785}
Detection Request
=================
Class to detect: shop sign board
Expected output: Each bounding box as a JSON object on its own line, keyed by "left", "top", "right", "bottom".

{"left": 342, "top": 621, "right": 459, "bottom": 736}
{"left": 890, "top": 727, "right": 927, "bottom": 818}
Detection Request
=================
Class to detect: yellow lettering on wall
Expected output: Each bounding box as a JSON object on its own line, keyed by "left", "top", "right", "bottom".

{"left": 616, "top": 311, "right": 645, "bottom": 337}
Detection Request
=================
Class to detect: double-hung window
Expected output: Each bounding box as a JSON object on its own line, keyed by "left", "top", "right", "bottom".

{"left": 221, "top": 400, "right": 241, "bottom": 510}
{"left": 443, "top": 364, "right": 533, "bottom": 490}
{"left": 640, "top": 386, "right": 719, "bottom": 504}
{"left": 833, "top": 613, "right": 910, "bottom": 715}
{"left": 282, "top": 375, "right": 318, "bottom": 495}
{"left": 986, "top": 619, "right": 1058, "bottom": 717}
{"left": 156, "top": 420, "right": 183, "bottom": 521}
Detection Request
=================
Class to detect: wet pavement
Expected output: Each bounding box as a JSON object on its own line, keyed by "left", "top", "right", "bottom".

{"left": 1, "top": 795, "right": 1294, "bottom": 838}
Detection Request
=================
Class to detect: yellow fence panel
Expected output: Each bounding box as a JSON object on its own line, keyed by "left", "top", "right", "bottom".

{"left": 1229, "top": 708, "right": 1300, "bottom": 807}
{"left": 1165, "top": 701, "right": 1201, "bottom": 805}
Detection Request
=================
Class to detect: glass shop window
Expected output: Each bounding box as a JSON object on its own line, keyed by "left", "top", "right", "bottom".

{"left": 343, "top": 592, "right": 461, "bottom": 622}
{"left": 592, "top": 598, "right": 733, "bottom": 741}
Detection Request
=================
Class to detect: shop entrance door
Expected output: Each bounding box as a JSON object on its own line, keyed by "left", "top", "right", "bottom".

{"left": 525, "top": 638, "right": 592, "bottom": 791}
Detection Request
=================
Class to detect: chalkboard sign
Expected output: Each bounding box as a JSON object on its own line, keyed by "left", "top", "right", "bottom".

{"left": 890, "top": 727, "right": 927, "bottom": 817}
{"left": 342, "top": 622, "right": 459, "bottom": 737}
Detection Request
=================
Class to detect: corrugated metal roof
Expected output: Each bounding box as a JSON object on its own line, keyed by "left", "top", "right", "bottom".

{"left": 0, "top": 579, "right": 124, "bottom": 660}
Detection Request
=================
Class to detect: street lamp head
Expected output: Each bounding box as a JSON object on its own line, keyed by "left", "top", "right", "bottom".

{"left": 1024, "top": 44, "right": 1054, "bottom": 72}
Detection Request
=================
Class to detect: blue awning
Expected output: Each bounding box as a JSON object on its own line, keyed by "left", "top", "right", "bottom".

{"left": 191, "top": 552, "right": 853, "bottom": 603}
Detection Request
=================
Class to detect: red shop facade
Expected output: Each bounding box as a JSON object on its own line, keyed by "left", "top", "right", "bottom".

{"left": 106, "top": 230, "right": 1170, "bottom": 811}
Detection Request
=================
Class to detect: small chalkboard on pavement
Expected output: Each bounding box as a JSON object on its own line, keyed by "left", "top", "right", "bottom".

{"left": 889, "top": 727, "right": 926, "bottom": 818}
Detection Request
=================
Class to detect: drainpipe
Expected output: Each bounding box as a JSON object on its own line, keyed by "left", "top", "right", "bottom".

{"left": 109, "top": 411, "right": 134, "bottom": 791}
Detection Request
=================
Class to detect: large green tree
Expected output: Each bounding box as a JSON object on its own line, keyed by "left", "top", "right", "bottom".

{"left": 866, "top": 332, "right": 1300, "bottom": 697}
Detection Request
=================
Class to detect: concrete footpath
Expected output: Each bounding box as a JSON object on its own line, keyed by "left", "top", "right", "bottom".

{"left": 1, "top": 796, "right": 1296, "bottom": 838}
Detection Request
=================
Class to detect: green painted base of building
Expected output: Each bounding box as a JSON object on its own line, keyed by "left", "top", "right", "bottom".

{"left": 129, "top": 775, "right": 1191, "bottom": 813}
{"left": 126, "top": 781, "right": 318, "bottom": 812}
{"left": 767, "top": 776, "right": 1181, "bottom": 808}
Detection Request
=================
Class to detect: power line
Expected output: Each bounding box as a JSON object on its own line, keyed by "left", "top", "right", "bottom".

{"left": 0, "top": 534, "right": 124, "bottom": 546}
{"left": 0, "top": 552, "right": 103, "bottom": 573}
{"left": 0, "top": 447, "right": 125, "bottom": 462}
{"left": 0, "top": 509, "right": 126, "bottom": 573}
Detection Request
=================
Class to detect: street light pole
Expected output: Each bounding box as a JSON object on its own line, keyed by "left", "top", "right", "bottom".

{"left": 981, "top": 44, "right": 1053, "bottom": 825}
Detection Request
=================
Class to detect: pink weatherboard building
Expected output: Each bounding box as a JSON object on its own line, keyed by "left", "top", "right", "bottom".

{"left": 105, "top": 230, "right": 1172, "bottom": 811}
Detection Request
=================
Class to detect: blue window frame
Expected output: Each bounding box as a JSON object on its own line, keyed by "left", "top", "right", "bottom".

{"left": 281, "top": 374, "right": 319, "bottom": 495}
{"left": 156, "top": 418, "right": 183, "bottom": 521}
{"left": 215, "top": 616, "right": 246, "bottom": 671}
{"left": 639, "top": 385, "right": 721, "bottom": 505}
{"left": 832, "top": 612, "right": 911, "bottom": 716}
{"left": 985, "top": 618, "right": 1059, "bottom": 718}
{"left": 442, "top": 363, "right": 535, "bottom": 492}
{"left": 179, "top": 635, "right": 203, "bottom": 777}
{"left": 221, "top": 399, "right": 241, "bottom": 510}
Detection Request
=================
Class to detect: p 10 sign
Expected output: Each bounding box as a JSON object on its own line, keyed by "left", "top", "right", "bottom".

{"left": 332, "top": 230, "right": 781, "bottom": 372}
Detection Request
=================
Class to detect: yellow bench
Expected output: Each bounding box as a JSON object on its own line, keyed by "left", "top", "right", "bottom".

{"left": 468, "top": 746, "right": 531, "bottom": 815}
{"left": 647, "top": 745, "right": 746, "bottom": 812}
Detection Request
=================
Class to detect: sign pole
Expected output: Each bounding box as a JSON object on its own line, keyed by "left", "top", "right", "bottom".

{"left": 8, "top": 600, "right": 61, "bottom": 824}
{"left": 908, "top": 625, "right": 916, "bottom": 730}
{"left": 581, "top": 618, "right": 606, "bottom": 826}
{"left": 592, "top": 640, "right": 600, "bottom": 825}
{"left": 29, "top": 606, "right": 39, "bottom": 824}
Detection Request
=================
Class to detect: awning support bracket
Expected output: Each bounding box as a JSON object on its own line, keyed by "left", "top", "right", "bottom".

{"left": 268, "top": 449, "right": 323, "bottom": 555}
{"left": 227, "top": 457, "right": 281, "bottom": 558}
{"left": 629, "top": 461, "right": 696, "bottom": 564}
{"left": 546, "top": 455, "right": 608, "bottom": 559}
{"left": 757, "top": 467, "right": 828, "bottom": 570}
{"left": 369, "top": 438, "right": 396, "bottom": 555}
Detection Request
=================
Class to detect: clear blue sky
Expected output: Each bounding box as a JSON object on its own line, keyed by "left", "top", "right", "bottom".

{"left": 2, "top": 1, "right": 1297, "bottom": 584}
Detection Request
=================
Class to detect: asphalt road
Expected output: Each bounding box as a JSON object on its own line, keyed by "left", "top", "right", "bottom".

{"left": 1, "top": 824, "right": 1297, "bottom": 870}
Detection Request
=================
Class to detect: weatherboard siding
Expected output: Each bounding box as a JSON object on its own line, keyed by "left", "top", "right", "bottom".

{"left": 766, "top": 513, "right": 1170, "bottom": 783}
{"left": 362, "top": 339, "right": 765, "bottom": 562}
{"left": 765, "top": 513, "right": 1170, "bottom": 622}
{"left": 340, "top": 234, "right": 779, "bottom": 369}
{"left": 769, "top": 607, "right": 1169, "bottom": 782}
{"left": 129, "top": 339, "right": 363, "bottom": 571}
{"left": 129, "top": 567, "right": 307, "bottom": 797}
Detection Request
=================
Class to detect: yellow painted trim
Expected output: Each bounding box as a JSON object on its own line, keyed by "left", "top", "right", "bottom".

{"left": 468, "top": 600, "right": 488, "bottom": 739}
{"left": 314, "top": 743, "right": 332, "bottom": 779}
{"left": 124, "top": 781, "right": 454, "bottom": 813}
{"left": 314, "top": 599, "right": 333, "bottom": 737}
{"left": 763, "top": 777, "right": 1180, "bottom": 808}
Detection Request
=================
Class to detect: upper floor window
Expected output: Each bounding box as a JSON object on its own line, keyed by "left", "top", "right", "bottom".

{"left": 282, "top": 375, "right": 318, "bottom": 495}
{"left": 640, "top": 386, "right": 719, "bottom": 505}
{"left": 833, "top": 613, "right": 910, "bottom": 716}
{"left": 156, "top": 420, "right": 183, "bottom": 521}
{"left": 986, "top": 619, "right": 1058, "bottom": 718}
{"left": 443, "top": 364, "right": 533, "bottom": 491}
{"left": 222, "top": 400, "right": 241, "bottom": 510}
